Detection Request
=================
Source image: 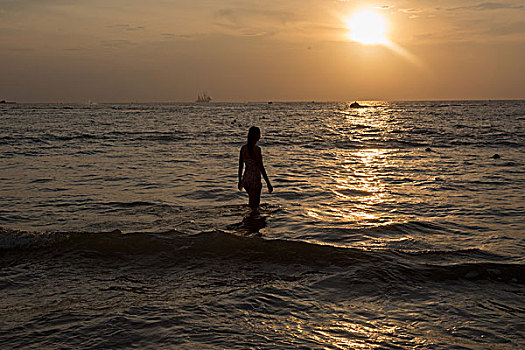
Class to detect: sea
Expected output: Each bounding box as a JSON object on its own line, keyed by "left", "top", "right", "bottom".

{"left": 1, "top": 101, "right": 524, "bottom": 349}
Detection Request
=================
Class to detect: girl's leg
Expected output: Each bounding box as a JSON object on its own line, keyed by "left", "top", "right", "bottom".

{"left": 247, "top": 184, "right": 262, "bottom": 210}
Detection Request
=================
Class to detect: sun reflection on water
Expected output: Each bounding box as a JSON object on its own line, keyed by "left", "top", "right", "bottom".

{"left": 311, "top": 148, "right": 390, "bottom": 225}
{"left": 307, "top": 319, "right": 404, "bottom": 349}
{"left": 304, "top": 105, "right": 400, "bottom": 229}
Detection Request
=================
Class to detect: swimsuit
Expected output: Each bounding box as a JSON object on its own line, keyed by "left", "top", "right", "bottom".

{"left": 242, "top": 157, "right": 261, "bottom": 191}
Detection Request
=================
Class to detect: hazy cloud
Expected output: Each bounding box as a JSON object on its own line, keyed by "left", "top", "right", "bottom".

{"left": 100, "top": 39, "right": 135, "bottom": 49}
{"left": 474, "top": 2, "right": 523, "bottom": 10}
{"left": 6, "top": 47, "right": 34, "bottom": 52}
{"left": 108, "top": 24, "right": 145, "bottom": 31}
{"left": 159, "top": 33, "right": 202, "bottom": 40}
{"left": 485, "top": 20, "right": 525, "bottom": 35}
{"left": 399, "top": 8, "right": 424, "bottom": 14}
{"left": 214, "top": 8, "right": 296, "bottom": 37}
{"left": 215, "top": 8, "right": 296, "bottom": 25}
{"left": 448, "top": 2, "right": 524, "bottom": 11}
{"left": 413, "top": 33, "right": 436, "bottom": 40}
{"left": 0, "top": 0, "right": 72, "bottom": 14}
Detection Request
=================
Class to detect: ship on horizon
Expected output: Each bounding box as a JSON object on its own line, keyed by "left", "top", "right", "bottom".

{"left": 195, "top": 92, "right": 212, "bottom": 103}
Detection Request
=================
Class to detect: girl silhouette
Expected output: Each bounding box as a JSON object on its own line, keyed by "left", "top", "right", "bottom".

{"left": 238, "top": 126, "right": 273, "bottom": 211}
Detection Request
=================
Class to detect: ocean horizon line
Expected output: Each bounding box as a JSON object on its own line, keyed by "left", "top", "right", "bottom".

{"left": 2, "top": 98, "right": 524, "bottom": 104}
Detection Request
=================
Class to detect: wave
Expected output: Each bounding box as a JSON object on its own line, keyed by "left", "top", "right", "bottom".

{"left": 2, "top": 134, "right": 521, "bottom": 149}
{"left": 319, "top": 220, "right": 455, "bottom": 238}
{"left": 1, "top": 227, "right": 522, "bottom": 284}
{"left": 104, "top": 201, "right": 158, "bottom": 208}
{"left": 0, "top": 130, "right": 191, "bottom": 144}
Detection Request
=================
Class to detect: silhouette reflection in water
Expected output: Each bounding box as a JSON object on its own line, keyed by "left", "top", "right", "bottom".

{"left": 242, "top": 212, "right": 267, "bottom": 235}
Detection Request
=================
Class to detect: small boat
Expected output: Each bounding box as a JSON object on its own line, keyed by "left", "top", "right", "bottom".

{"left": 0, "top": 100, "right": 16, "bottom": 104}
{"left": 196, "top": 92, "right": 212, "bottom": 103}
{"left": 350, "top": 101, "right": 363, "bottom": 108}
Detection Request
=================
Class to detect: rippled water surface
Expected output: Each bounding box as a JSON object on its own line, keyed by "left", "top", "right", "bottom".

{"left": 1, "top": 101, "right": 524, "bottom": 349}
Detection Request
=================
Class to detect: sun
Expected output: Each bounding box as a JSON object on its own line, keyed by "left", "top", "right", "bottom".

{"left": 346, "top": 10, "right": 388, "bottom": 45}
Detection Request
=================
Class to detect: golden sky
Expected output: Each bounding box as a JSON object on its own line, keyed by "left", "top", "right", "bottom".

{"left": 1, "top": 0, "right": 524, "bottom": 102}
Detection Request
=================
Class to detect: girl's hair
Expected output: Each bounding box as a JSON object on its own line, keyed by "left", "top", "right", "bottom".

{"left": 247, "top": 126, "right": 261, "bottom": 156}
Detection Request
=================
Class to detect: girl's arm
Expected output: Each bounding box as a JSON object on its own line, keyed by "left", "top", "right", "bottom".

{"left": 257, "top": 147, "right": 273, "bottom": 193}
{"left": 238, "top": 147, "right": 244, "bottom": 190}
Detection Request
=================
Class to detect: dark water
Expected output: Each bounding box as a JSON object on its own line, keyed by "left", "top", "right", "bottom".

{"left": 1, "top": 101, "right": 524, "bottom": 349}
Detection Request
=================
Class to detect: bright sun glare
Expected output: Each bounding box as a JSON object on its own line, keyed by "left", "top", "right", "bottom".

{"left": 346, "top": 10, "right": 388, "bottom": 45}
